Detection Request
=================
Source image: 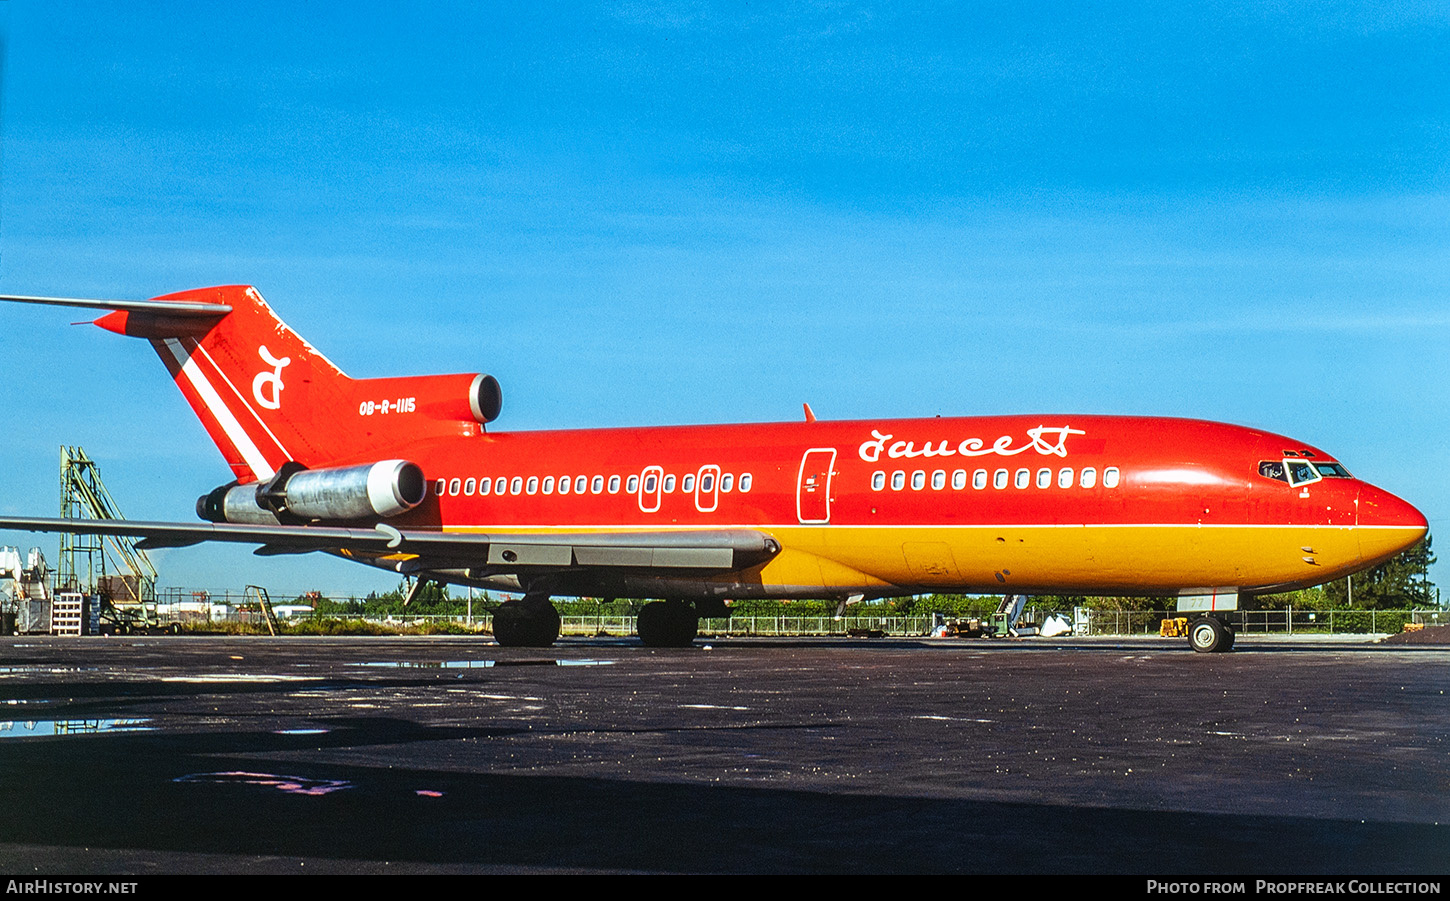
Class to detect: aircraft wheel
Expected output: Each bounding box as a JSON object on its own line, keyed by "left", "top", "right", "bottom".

{"left": 637, "top": 601, "right": 699, "bottom": 648}
{"left": 492, "top": 595, "right": 561, "bottom": 647}
{"left": 1188, "top": 617, "right": 1227, "bottom": 653}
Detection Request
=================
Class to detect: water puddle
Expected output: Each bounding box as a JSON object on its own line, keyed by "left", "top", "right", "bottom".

{"left": 174, "top": 771, "right": 353, "bottom": 796}
{"left": 352, "top": 659, "right": 615, "bottom": 669}
{"left": 0, "top": 718, "right": 151, "bottom": 738}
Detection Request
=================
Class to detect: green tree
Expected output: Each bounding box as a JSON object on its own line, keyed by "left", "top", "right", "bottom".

{"left": 1249, "top": 587, "right": 1331, "bottom": 610}
{"left": 1323, "top": 533, "right": 1436, "bottom": 609}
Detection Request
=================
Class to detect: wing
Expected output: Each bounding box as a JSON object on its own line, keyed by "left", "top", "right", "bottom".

{"left": 0, "top": 516, "right": 780, "bottom": 574}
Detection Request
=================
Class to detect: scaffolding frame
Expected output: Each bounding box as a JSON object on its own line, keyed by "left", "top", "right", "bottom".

{"left": 57, "top": 446, "right": 158, "bottom": 624}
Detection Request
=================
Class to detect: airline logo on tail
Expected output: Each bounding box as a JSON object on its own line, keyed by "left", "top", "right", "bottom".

{"left": 253, "top": 345, "right": 291, "bottom": 410}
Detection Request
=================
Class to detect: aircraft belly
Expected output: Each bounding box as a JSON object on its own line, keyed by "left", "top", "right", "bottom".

{"left": 767, "top": 523, "right": 1370, "bottom": 595}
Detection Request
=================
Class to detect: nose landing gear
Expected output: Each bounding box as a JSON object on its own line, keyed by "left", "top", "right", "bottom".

{"left": 1188, "top": 615, "right": 1236, "bottom": 653}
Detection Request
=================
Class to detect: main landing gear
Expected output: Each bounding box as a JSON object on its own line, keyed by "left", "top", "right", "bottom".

{"left": 491, "top": 593, "right": 562, "bottom": 648}
{"left": 1188, "top": 615, "right": 1236, "bottom": 654}
{"left": 636, "top": 601, "right": 700, "bottom": 648}
{"left": 489, "top": 595, "right": 707, "bottom": 649}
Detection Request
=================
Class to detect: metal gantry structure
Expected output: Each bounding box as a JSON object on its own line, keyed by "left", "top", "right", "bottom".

{"left": 58, "top": 446, "right": 158, "bottom": 621}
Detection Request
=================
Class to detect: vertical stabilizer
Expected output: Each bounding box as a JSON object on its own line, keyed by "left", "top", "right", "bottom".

{"left": 87, "top": 285, "right": 500, "bottom": 480}
{"left": 95, "top": 286, "right": 349, "bottom": 481}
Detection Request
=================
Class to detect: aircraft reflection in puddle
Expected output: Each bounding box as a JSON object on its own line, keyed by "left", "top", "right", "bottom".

{"left": 173, "top": 771, "right": 353, "bottom": 796}
{"left": 0, "top": 718, "right": 151, "bottom": 738}
{"left": 350, "top": 659, "right": 616, "bottom": 668}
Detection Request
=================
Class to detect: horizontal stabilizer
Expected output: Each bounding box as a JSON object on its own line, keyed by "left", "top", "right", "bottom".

{"left": 0, "top": 294, "right": 233, "bottom": 316}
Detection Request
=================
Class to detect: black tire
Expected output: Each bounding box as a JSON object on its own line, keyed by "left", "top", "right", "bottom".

{"left": 492, "top": 597, "right": 561, "bottom": 647}
{"left": 1188, "top": 617, "right": 1226, "bottom": 653}
{"left": 637, "top": 601, "right": 699, "bottom": 648}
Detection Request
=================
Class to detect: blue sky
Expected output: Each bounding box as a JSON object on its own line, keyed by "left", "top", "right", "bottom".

{"left": 1, "top": 2, "right": 1447, "bottom": 599}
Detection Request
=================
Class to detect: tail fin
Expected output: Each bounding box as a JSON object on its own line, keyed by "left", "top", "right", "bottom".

{"left": 87, "top": 286, "right": 499, "bottom": 482}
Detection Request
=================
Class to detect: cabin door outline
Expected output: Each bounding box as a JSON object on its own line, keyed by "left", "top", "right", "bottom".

{"left": 796, "top": 448, "right": 837, "bottom": 524}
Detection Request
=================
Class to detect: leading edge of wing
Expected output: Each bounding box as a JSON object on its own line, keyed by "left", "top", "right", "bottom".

{"left": 0, "top": 517, "right": 780, "bottom": 571}
{"left": 0, "top": 295, "right": 233, "bottom": 316}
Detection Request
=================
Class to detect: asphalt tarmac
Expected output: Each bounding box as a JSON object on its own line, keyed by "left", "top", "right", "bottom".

{"left": 0, "top": 633, "right": 1446, "bottom": 874}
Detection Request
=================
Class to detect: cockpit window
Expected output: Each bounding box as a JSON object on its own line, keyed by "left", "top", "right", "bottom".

{"left": 1258, "top": 461, "right": 1287, "bottom": 483}
{"left": 1313, "top": 462, "right": 1353, "bottom": 478}
{"left": 1286, "top": 460, "right": 1321, "bottom": 487}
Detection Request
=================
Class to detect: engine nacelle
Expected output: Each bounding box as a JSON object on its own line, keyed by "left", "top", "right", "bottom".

{"left": 198, "top": 460, "right": 427, "bottom": 524}
{"left": 350, "top": 373, "right": 502, "bottom": 425}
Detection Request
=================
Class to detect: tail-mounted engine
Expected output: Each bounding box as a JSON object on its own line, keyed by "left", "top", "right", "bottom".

{"left": 197, "top": 459, "right": 427, "bottom": 525}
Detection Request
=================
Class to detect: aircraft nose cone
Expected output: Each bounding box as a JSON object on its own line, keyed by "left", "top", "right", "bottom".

{"left": 1357, "top": 483, "right": 1429, "bottom": 566}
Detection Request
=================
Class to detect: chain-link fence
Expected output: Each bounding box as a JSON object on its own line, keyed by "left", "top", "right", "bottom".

{"left": 1077, "top": 608, "right": 1449, "bottom": 636}
{"left": 153, "top": 590, "right": 1450, "bottom": 639}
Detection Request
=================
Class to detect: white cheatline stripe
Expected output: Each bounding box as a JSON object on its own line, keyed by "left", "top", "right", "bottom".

{"left": 192, "top": 341, "right": 292, "bottom": 462}
{"left": 162, "top": 339, "right": 276, "bottom": 480}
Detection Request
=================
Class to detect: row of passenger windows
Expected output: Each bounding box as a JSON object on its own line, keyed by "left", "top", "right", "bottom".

{"left": 871, "top": 466, "right": 1121, "bottom": 492}
{"left": 434, "top": 472, "right": 755, "bottom": 498}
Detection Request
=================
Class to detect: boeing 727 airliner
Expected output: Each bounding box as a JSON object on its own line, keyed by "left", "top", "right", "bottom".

{"left": 0, "top": 286, "right": 1428, "bottom": 651}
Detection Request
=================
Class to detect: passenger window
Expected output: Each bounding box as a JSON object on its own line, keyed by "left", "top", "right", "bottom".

{"left": 608, "top": 475, "right": 621, "bottom": 494}
{"left": 479, "top": 477, "right": 491, "bottom": 496}
{"left": 434, "top": 479, "right": 446, "bottom": 496}
{"left": 973, "top": 469, "right": 987, "bottom": 490}
{"left": 683, "top": 474, "right": 696, "bottom": 493}
{"left": 557, "top": 476, "right": 569, "bottom": 495}
{"left": 464, "top": 478, "right": 476, "bottom": 496}
{"left": 739, "top": 474, "right": 752, "bottom": 492}
{"left": 1103, "top": 467, "right": 1120, "bottom": 488}
{"left": 700, "top": 473, "right": 714, "bottom": 493}
{"left": 591, "top": 475, "right": 605, "bottom": 494}
{"left": 952, "top": 469, "right": 967, "bottom": 490}
{"left": 542, "top": 476, "right": 554, "bottom": 495}
{"left": 495, "top": 477, "right": 507, "bottom": 495}
{"left": 872, "top": 471, "right": 886, "bottom": 491}
{"left": 575, "top": 475, "right": 587, "bottom": 494}
{"left": 722, "top": 474, "right": 734, "bottom": 493}
{"left": 891, "top": 471, "right": 906, "bottom": 491}
{"left": 526, "top": 477, "right": 539, "bottom": 495}
{"left": 663, "top": 474, "right": 675, "bottom": 493}
{"left": 1015, "top": 469, "right": 1030, "bottom": 489}
{"left": 449, "top": 478, "right": 461, "bottom": 497}
{"left": 627, "top": 475, "right": 639, "bottom": 493}
{"left": 1058, "top": 468, "right": 1072, "bottom": 489}
{"left": 1036, "top": 468, "right": 1051, "bottom": 489}
{"left": 1080, "top": 468, "right": 1096, "bottom": 489}
{"left": 932, "top": 470, "right": 946, "bottom": 490}
{"left": 510, "top": 476, "right": 523, "bottom": 495}
{"left": 644, "top": 474, "right": 658, "bottom": 493}
{"left": 912, "top": 471, "right": 926, "bottom": 490}
{"left": 994, "top": 469, "right": 1008, "bottom": 489}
